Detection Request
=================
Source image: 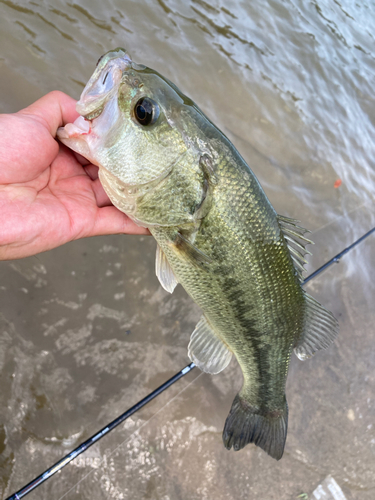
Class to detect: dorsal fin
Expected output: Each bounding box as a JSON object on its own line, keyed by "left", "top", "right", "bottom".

{"left": 277, "top": 215, "right": 314, "bottom": 282}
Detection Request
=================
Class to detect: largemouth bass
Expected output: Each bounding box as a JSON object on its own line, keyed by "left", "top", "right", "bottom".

{"left": 57, "top": 49, "right": 339, "bottom": 460}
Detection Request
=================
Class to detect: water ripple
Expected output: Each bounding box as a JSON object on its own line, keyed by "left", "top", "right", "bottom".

{"left": 68, "top": 3, "right": 116, "bottom": 34}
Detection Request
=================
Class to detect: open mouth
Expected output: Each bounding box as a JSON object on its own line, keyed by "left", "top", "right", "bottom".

{"left": 57, "top": 106, "right": 104, "bottom": 139}
{"left": 83, "top": 107, "right": 103, "bottom": 121}
{"left": 57, "top": 49, "right": 131, "bottom": 143}
{"left": 57, "top": 114, "right": 90, "bottom": 139}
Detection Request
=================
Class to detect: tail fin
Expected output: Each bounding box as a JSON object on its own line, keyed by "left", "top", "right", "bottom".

{"left": 222, "top": 394, "right": 288, "bottom": 460}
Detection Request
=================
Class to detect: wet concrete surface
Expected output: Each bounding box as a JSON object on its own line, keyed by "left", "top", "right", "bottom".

{"left": 1, "top": 1, "right": 375, "bottom": 499}
{"left": 2, "top": 232, "right": 375, "bottom": 499}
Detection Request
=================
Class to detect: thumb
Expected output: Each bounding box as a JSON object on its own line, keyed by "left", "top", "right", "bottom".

{"left": 20, "top": 91, "right": 79, "bottom": 137}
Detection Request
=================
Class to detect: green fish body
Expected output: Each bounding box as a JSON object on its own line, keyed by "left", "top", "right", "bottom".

{"left": 58, "top": 49, "right": 338, "bottom": 460}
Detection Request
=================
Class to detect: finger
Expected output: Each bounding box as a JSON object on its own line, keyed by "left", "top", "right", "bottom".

{"left": 88, "top": 206, "right": 150, "bottom": 237}
{"left": 75, "top": 152, "right": 92, "bottom": 166}
{"left": 51, "top": 144, "right": 92, "bottom": 182}
{"left": 91, "top": 177, "right": 113, "bottom": 207}
{"left": 84, "top": 164, "right": 99, "bottom": 180}
{"left": 20, "top": 91, "right": 79, "bottom": 137}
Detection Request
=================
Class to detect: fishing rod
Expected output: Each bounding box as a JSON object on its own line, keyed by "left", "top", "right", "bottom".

{"left": 5, "top": 363, "right": 196, "bottom": 500}
{"left": 5, "top": 225, "right": 375, "bottom": 500}
{"left": 303, "top": 225, "right": 375, "bottom": 284}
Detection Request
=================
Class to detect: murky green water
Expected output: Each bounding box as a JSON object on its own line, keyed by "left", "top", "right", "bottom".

{"left": 0, "top": 1, "right": 374, "bottom": 499}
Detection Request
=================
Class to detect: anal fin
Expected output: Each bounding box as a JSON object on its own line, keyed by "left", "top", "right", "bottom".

{"left": 294, "top": 292, "right": 339, "bottom": 360}
{"left": 188, "top": 316, "right": 232, "bottom": 374}
{"left": 155, "top": 244, "right": 178, "bottom": 294}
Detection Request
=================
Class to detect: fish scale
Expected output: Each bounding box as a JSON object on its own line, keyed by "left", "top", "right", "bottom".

{"left": 57, "top": 48, "right": 339, "bottom": 460}
{"left": 150, "top": 152, "right": 303, "bottom": 410}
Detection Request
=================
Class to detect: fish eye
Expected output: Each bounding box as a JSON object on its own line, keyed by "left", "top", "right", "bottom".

{"left": 134, "top": 97, "right": 159, "bottom": 126}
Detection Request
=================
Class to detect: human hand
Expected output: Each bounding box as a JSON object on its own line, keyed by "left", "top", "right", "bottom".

{"left": 0, "top": 91, "right": 149, "bottom": 261}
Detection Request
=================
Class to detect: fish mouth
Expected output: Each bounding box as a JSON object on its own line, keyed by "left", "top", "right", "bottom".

{"left": 57, "top": 103, "right": 105, "bottom": 140}
{"left": 57, "top": 48, "right": 133, "bottom": 160}
{"left": 76, "top": 49, "right": 131, "bottom": 117}
{"left": 58, "top": 49, "right": 132, "bottom": 141}
{"left": 82, "top": 107, "right": 103, "bottom": 121}
{"left": 57, "top": 114, "right": 91, "bottom": 139}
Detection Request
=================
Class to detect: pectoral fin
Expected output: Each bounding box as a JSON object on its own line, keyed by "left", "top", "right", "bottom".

{"left": 188, "top": 316, "right": 232, "bottom": 374}
{"left": 155, "top": 244, "right": 178, "bottom": 293}
{"left": 170, "top": 232, "right": 212, "bottom": 268}
{"left": 294, "top": 292, "right": 339, "bottom": 360}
